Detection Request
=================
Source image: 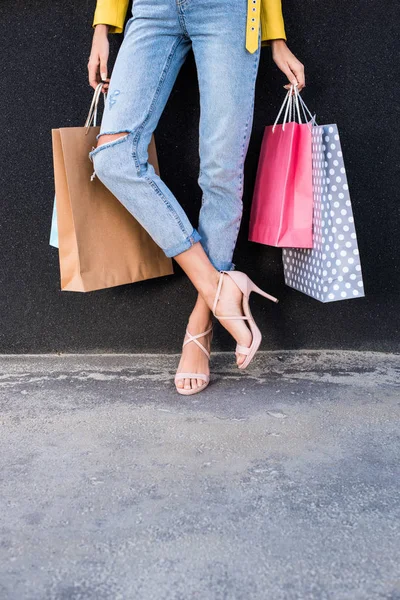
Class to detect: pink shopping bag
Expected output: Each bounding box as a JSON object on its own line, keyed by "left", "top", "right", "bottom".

{"left": 249, "top": 88, "right": 313, "bottom": 248}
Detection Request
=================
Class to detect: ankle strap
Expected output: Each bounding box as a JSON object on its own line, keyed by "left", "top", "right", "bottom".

{"left": 212, "top": 272, "right": 225, "bottom": 316}
{"left": 212, "top": 271, "right": 248, "bottom": 321}
{"left": 182, "top": 326, "right": 213, "bottom": 359}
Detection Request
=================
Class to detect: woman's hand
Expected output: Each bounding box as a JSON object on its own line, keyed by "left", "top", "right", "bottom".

{"left": 270, "top": 39, "right": 305, "bottom": 92}
{"left": 88, "top": 24, "right": 110, "bottom": 92}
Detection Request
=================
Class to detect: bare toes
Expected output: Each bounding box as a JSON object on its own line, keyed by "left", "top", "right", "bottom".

{"left": 236, "top": 352, "right": 246, "bottom": 366}
{"left": 176, "top": 378, "right": 184, "bottom": 389}
{"left": 184, "top": 378, "right": 191, "bottom": 390}
{"left": 191, "top": 378, "right": 198, "bottom": 390}
{"left": 197, "top": 378, "right": 204, "bottom": 387}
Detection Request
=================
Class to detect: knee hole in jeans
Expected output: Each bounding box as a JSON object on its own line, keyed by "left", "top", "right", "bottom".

{"left": 88, "top": 131, "right": 131, "bottom": 181}
{"left": 96, "top": 131, "right": 130, "bottom": 149}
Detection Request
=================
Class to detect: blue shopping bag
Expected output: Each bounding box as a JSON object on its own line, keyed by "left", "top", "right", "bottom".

{"left": 49, "top": 194, "right": 58, "bottom": 248}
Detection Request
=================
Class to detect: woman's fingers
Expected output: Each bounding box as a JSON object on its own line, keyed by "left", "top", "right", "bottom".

{"left": 87, "top": 56, "right": 109, "bottom": 92}
{"left": 99, "top": 57, "right": 109, "bottom": 92}
{"left": 88, "top": 55, "right": 100, "bottom": 90}
{"left": 280, "top": 64, "right": 298, "bottom": 91}
{"left": 88, "top": 26, "right": 110, "bottom": 90}
{"left": 290, "top": 60, "right": 305, "bottom": 90}
{"left": 282, "top": 60, "right": 305, "bottom": 92}
{"left": 281, "top": 70, "right": 299, "bottom": 95}
{"left": 272, "top": 43, "right": 305, "bottom": 93}
{"left": 100, "top": 78, "right": 110, "bottom": 94}
{"left": 278, "top": 62, "right": 298, "bottom": 88}
{"left": 88, "top": 53, "right": 109, "bottom": 92}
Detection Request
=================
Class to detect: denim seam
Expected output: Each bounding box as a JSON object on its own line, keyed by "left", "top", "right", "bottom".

{"left": 230, "top": 41, "right": 260, "bottom": 259}
{"left": 238, "top": 38, "right": 260, "bottom": 193}
{"left": 176, "top": 3, "right": 190, "bottom": 36}
{"left": 130, "top": 35, "right": 184, "bottom": 175}
{"left": 144, "top": 175, "right": 191, "bottom": 237}
{"left": 127, "top": 36, "right": 191, "bottom": 239}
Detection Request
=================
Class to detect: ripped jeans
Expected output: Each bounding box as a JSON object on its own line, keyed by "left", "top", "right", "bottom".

{"left": 89, "top": 0, "right": 261, "bottom": 271}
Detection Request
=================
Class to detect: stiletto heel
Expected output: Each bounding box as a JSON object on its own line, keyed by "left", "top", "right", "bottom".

{"left": 212, "top": 270, "right": 279, "bottom": 370}
{"left": 249, "top": 282, "right": 279, "bottom": 304}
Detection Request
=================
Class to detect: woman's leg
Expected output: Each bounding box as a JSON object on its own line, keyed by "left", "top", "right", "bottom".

{"left": 176, "top": 0, "right": 262, "bottom": 387}
{"left": 89, "top": 2, "right": 200, "bottom": 258}
{"left": 176, "top": 238, "right": 254, "bottom": 390}
{"left": 174, "top": 243, "right": 253, "bottom": 365}
{"left": 175, "top": 293, "right": 212, "bottom": 392}
{"left": 186, "top": 0, "right": 262, "bottom": 272}
{"left": 90, "top": 0, "right": 257, "bottom": 381}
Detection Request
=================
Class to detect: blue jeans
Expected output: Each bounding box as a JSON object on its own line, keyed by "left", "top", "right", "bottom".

{"left": 89, "top": 0, "right": 261, "bottom": 271}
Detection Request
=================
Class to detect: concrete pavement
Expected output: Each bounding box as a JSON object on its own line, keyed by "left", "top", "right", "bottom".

{"left": 0, "top": 351, "right": 399, "bottom": 600}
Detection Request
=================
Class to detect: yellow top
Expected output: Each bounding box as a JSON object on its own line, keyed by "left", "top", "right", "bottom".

{"left": 92, "top": 0, "right": 286, "bottom": 53}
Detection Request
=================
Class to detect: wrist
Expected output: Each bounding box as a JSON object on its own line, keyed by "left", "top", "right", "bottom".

{"left": 270, "top": 39, "right": 286, "bottom": 48}
{"left": 94, "top": 24, "right": 110, "bottom": 34}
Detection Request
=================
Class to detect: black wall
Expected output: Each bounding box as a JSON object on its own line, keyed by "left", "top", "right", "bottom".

{"left": 1, "top": 0, "right": 399, "bottom": 353}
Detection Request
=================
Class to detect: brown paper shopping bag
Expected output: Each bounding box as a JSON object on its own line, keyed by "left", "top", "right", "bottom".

{"left": 51, "top": 84, "right": 173, "bottom": 292}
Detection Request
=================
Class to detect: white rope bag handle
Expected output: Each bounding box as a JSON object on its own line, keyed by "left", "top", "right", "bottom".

{"left": 273, "top": 84, "right": 302, "bottom": 132}
{"left": 272, "top": 84, "right": 316, "bottom": 132}
{"left": 84, "top": 82, "right": 107, "bottom": 133}
{"left": 85, "top": 82, "right": 108, "bottom": 180}
{"left": 295, "top": 87, "right": 318, "bottom": 127}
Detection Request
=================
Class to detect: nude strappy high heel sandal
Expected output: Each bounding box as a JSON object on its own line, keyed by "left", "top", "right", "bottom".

{"left": 175, "top": 326, "right": 213, "bottom": 395}
{"left": 212, "top": 271, "right": 279, "bottom": 370}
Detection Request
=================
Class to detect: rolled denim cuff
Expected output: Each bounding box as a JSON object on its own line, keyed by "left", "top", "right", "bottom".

{"left": 164, "top": 228, "right": 202, "bottom": 258}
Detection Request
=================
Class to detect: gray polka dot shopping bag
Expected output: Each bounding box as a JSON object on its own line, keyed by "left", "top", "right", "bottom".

{"left": 281, "top": 88, "right": 365, "bottom": 303}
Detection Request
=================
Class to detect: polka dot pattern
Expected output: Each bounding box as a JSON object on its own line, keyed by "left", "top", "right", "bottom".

{"left": 283, "top": 124, "right": 365, "bottom": 302}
